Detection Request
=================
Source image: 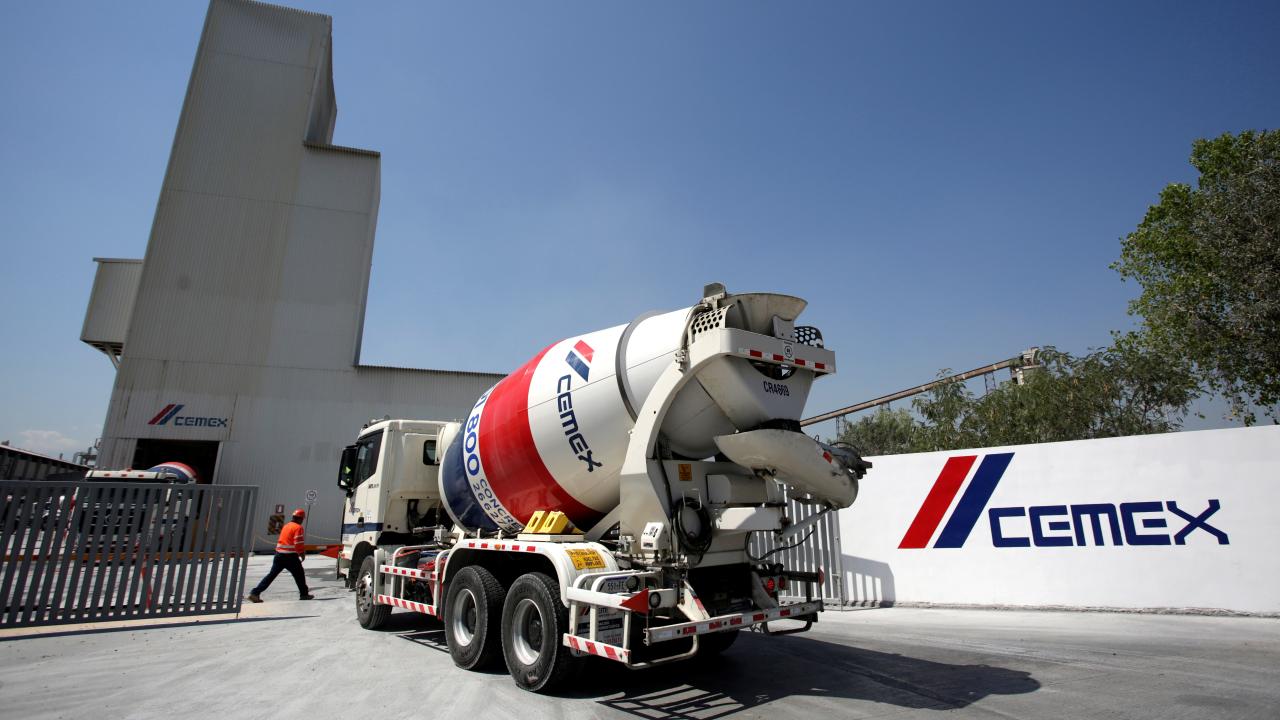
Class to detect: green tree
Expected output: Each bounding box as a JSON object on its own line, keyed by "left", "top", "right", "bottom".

{"left": 954, "top": 342, "right": 1196, "bottom": 447}
{"left": 910, "top": 374, "right": 980, "bottom": 452}
{"left": 833, "top": 344, "right": 1197, "bottom": 455}
{"left": 833, "top": 407, "right": 918, "bottom": 456}
{"left": 1113, "top": 130, "right": 1280, "bottom": 423}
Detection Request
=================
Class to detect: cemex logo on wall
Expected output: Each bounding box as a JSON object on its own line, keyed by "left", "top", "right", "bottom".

{"left": 899, "top": 453, "right": 1229, "bottom": 549}
{"left": 147, "top": 403, "right": 229, "bottom": 428}
{"left": 565, "top": 340, "right": 594, "bottom": 381}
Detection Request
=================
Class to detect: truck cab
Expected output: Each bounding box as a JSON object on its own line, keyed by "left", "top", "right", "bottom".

{"left": 336, "top": 419, "right": 449, "bottom": 585}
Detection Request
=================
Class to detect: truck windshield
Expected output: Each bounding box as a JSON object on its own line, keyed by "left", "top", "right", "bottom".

{"left": 354, "top": 431, "right": 383, "bottom": 486}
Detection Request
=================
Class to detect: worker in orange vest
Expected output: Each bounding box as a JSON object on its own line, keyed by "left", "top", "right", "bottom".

{"left": 248, "top": 508, "right": 314, "bottom": 602}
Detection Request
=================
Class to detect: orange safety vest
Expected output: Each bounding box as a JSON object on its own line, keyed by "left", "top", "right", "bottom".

{"left": 276, "top": 521, "right": 305, "bottom": 554}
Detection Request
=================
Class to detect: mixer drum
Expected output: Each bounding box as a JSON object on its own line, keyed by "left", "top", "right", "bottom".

{"left": 439, "top": 294, "right": 818, "bottom": 533}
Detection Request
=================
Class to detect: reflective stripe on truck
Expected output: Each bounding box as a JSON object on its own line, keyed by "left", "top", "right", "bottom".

{"left": 644, "top": 600, "right": 823, "bottom": 643}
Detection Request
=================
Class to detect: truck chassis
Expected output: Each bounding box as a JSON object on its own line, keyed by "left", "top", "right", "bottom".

{"left": 355, "top": 535, "right": 823, "bottom": 671}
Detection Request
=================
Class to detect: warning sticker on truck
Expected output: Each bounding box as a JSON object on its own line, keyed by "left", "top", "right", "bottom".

{"left": 566, "top": 548, "right": 606, "bottom": 570}
{"left": 574, "top": 575, "right": 625, "bottom": 647}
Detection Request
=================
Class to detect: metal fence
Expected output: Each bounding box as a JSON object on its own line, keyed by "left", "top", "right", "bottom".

{"left": 749, "top": 490, "right": 847, "bottom": 605}
{"left": 1, "top": 480, "right": 257, "bottom": 628}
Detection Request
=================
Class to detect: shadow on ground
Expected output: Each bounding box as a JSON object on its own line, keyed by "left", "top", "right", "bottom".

{"left": 0, "top": 615, "right": 317, "bottom": 642}
{"left": 382, "top": 613, "right": 513, "bottom": 674}
{"left": 378, "top": 614, "right": 461, "bottom": 661}
{"left": 373, "top": 611, "right": 1040, "bottom": 717}
{"left": 575, "top": 631, "right": 1039, "bottom": 718}
{"left": 303, "top": 566, "right": 339, "bottom": 581}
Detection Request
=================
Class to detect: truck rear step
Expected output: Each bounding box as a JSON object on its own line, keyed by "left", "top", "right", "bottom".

{"left": 644, "top": 599, "right": 822, "bottom": 643}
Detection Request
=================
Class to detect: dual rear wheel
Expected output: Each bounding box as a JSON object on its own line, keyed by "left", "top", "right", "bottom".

{"left": 443, "top": 568, "right": 578, "bottom": 693}
{"left": 443, "top": 566, "right": 505, "bottom": 669}
{"left": 376, "top": 562, "right": 738, "bottom": 692}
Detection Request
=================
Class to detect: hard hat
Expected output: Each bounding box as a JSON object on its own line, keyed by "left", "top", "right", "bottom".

{"left": 292, "top": 508, "right": 306, "bottom": 518}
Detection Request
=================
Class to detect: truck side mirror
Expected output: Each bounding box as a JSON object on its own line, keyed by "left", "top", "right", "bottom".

{"left": 338, "top": 445, "right": 358, "bottom": 495}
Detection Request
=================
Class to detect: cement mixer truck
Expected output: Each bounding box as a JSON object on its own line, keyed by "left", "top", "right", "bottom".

{"left": 335, "top": 284, "right": 869, "bottom": 692}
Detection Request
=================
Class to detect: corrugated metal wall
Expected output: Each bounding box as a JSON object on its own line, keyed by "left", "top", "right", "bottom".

{"left": 80, "top": 259, "right": 142, "bottom": 354}
{"left": 0, "top": 446, "right": 88, "bottom": 482}
{"left": 214, "top": 367, "right": 499, "bottom": 548}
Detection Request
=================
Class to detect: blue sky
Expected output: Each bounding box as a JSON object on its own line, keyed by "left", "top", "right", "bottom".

{"left": 1, "top": 1, "right": 1277, "bottom": 457}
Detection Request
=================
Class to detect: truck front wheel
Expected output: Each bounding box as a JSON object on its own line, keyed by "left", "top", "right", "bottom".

{"left": 444, "top": 566, "right": 505, "bottom": 670}
{"left": 355, "top": 556, "right": 391, "bottom": 629}
{"left": 501, "top": 572, "right": 579, "bottom": 693}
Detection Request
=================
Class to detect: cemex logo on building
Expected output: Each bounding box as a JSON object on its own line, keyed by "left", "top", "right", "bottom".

{"left": 565, "top": 340, "right": 594, "bottom": 381}
{"left": 147, "top": 403, "right": 229, "bottom": 428}
{"left": 899, "top": 453, "right": 1229, "bottom": 549}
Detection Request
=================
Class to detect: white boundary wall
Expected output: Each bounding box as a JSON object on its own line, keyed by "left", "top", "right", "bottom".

{"left": 838, "top": 425, "right": 1280, "bottom": 614}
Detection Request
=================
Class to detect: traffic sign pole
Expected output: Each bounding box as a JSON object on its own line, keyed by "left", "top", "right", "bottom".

{"left": 303, "top": 489, "right": 318, "bottom": 553}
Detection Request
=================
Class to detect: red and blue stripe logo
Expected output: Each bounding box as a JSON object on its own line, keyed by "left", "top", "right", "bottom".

{"left": 148, "top": 404, "right": 185, "bottom": 425}
{"left": 899, "top": 453, "right": 1014, "bottom": 549}
{"left": 565, "top": 340, "right": 594, "bottom": 381}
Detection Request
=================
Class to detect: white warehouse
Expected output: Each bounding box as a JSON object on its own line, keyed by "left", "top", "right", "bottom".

{"left": 80, "top": 0, "right": 501, "bottom": 548}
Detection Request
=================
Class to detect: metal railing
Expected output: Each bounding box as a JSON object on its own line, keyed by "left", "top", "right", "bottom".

{"left": 749, "top": 490, "right": 846, "bottom": 606}
{"left": 0, "top": 480, "right": 257, "bottom": 628}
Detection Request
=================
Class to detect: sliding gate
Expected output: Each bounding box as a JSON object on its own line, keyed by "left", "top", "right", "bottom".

{"left": 0, "top": 480, "right": 257, "bottom": 628}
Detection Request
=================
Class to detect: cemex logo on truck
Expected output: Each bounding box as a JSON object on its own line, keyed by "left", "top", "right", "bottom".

{"left": 147, "top": 403, "right": 229, "bottom": 428}
{"left": 899, "top": 453, "right": 1229, "bottom": 549}
{"left": 565, "top": 340, "right": 594, "bottom": 381}
{"left": 558, "top": 340, "right": 602, "bottom": 472}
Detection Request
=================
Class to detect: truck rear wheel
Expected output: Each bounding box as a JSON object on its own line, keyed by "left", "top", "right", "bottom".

{"left": 501, "top": 572, "right": 579, "bottom": 693}
{"left": 355, "top": 556, "right": 391, "bottom": 630}
{"left": 444, "top": 566, "right": 505, "bottom": 670}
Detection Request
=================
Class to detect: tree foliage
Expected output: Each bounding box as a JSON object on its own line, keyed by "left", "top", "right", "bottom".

{"left": 1112, "top": 130, "right": 1280, "bottom": 423}
{"left": 833, "top": 130, "right": 1275, "bottom": 454}
{"left": 833, "top": 408, "right": 917, "bottom": 457}
{"left": 834, "top": 343, "right": 1197, "bottom": 456}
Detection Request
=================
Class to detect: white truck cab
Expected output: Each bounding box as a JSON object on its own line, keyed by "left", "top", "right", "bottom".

{"left": 336, "top": 420, "right": 448, "bottom": 585}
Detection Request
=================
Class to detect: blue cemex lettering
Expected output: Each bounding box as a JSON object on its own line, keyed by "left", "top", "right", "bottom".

{"left": 984, "top": 499, "right": 1229, "bottom": 548}
{"left": 556, "top": 374, "right": 602, "bottom": 472}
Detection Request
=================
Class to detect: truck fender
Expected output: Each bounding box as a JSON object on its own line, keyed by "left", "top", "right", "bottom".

{"left": 363, "top": 545, "right": 390, "bottom": 596}
{"left": 443, "top": 538, "right": 619, "bottom": 606}
{"left": 345, "top": 540, "right": 377, "bottom": 590}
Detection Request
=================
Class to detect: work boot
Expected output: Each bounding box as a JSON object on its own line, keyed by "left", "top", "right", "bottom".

{"left": 300, "top": 593, "right": 315, "bottom": 600}
{"left": 247, "top": 593, "right": 262, "bottom": 603}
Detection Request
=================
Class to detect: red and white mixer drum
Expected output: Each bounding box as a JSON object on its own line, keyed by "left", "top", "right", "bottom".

{"left": 439, "top": 293, "right": 823, "bottom": 533}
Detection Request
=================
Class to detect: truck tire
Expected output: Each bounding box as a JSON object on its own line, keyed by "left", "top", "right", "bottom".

{"left": 444, "top": 566, "right": 505, "bottom": 670}
{"left": 698, "top": 629, "right": 739, "bottom": 655}
{"left": 501, "top": 572, "right": 579, "bottom": 693}
{"left": 355, "top": 556, "right": 392, "bottom": 629}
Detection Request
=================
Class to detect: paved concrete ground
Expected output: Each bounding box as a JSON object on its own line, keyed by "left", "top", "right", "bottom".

{"left": 1, "top": 554, "right": 1277, "bottom": 719}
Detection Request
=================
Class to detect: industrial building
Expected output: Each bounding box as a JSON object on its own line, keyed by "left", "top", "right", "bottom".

{"left": 80, "top": 0, "right": 502, "bottom": 547}
{"left": 0, "top": 443, "right": 89, "bottom": 482}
